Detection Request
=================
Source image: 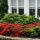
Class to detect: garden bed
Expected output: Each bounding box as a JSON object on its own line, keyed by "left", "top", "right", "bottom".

{"left": 0, "top": 14, "right": 40, "bottom": 40}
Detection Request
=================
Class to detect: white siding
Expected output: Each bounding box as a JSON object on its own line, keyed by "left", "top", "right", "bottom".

{"left": 24, "top": 0, "right": 29, "bottom": 16}
{"left": 35, "top": 0, "right": 37, "bottom": 18}
{"left": 8, "top": 0, "right": 12, "bottom": 13}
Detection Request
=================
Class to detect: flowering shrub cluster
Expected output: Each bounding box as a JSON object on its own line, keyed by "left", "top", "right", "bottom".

{"left": 0, "top": 22, "right": 40, "bottom": 37}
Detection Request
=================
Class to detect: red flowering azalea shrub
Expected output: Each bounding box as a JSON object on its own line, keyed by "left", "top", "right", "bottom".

{"left": 0, "top": 22, "right": 40, "bottom": 37}
{"left": 0, "top": 22, "right": 10, "bottom": 34}
{"left": 33, "top": 22, "right": 40, "bottom": 26}
{"left": 0, "top": 22, "right": 25, "bottom": 37}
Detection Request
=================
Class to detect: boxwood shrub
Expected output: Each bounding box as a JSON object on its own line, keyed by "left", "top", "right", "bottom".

{"left": 0, "top": 14, "right": 40, "bottom": 25}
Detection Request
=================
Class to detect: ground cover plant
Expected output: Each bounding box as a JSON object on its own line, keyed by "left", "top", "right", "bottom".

{"left": 0, "top": 22, "right": 40, "bottom": 37}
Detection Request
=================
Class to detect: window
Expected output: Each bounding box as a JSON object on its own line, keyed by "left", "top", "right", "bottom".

{"left": 18, "top": 0, "right": 24, "bottom": 14}
{"left": 19, "top": 7, "right": 24, "bottom": 15}
{"left": 29, "top": 0, "right": 35, "bottom": 15}
{"left": 18, "top": 0, "right": 24, "bottom": 7}
{"left": 29, "top": 9, "right": 35, "bottom": 15}
{"left": 12, "top": 7, "right": 17, "bottom": 13}
{"left": 37, "top": 0, "right": 40, "bottom": 16}
{"left": 11, "top": 0, "right": 24, "bottom": 14}
{"left": 38, "top": 9, "right": 40, "bottom": 15}
{"left": 11, "top": 0, "right": 17, "bottom": 7}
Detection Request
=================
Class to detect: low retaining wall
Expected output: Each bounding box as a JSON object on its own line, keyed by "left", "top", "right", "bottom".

{"left": 0, "top": 35, "right": 40, "bottom": 40}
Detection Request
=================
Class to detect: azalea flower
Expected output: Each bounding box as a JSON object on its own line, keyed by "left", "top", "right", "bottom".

{"left": 0, "top": 22, "right": 40, "bottom": 37}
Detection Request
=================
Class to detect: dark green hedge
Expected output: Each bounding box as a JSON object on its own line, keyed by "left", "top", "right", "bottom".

{"left": 0, "top": 14, "right": 40, "bottom": 25}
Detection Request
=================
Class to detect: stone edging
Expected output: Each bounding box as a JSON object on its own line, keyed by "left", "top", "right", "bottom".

{"left": 0, "top": 35, "right": 40, "bottom": 40}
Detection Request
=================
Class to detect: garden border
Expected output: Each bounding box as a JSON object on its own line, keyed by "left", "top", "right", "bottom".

{"left": 0, "top": 35, "right": 40, "bottom": 40}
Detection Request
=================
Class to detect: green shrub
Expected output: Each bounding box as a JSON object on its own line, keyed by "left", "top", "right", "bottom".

{"left": 24, "top": 28, "right": 38, "bottom": 37}
{"left": 24, "top": 26, "right": 40, "bottom": 37}
{"left": 35, "top": 26, "right": 40, "bottom": 37}
{"left": 0, "top": 14, "right": 40, "bottom": 25}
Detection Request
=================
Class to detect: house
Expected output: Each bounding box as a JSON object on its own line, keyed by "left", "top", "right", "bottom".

{"left": 8, "top": 0, "right": 40, "bottom": 18}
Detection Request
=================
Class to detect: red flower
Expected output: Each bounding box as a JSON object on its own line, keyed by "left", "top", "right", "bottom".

{"left": 10, "top": 27, "right": 13, "bottom": 30}
{"left": 15, "top": 33, "right": 18, "bottom": 37}
{"left": 19, "top": 30, "right": 23, "bottom": 35}
{"left": 34, "top": 22, "right": 40, "bottom": 25}
{"left": 0, "top": 22, "right": 40, "bottom": 37}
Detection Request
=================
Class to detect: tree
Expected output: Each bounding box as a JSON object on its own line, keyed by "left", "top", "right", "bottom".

{"left": 0, "top": 0, "right": 8, "bottom": 19}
